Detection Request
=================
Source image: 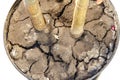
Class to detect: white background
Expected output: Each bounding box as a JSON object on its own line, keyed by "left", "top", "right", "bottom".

{"left": 0, "top": 0, "right": 120, "bottom": 80}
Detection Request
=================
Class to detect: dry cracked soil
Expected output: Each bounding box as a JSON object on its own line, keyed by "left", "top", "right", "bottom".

{"left": 4, "top": 0, "right": 120, "bottom": 80}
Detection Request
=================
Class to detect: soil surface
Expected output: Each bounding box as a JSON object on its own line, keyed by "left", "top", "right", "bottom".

{"left": 4, "top": 0, "right": 119, "bottom": 80}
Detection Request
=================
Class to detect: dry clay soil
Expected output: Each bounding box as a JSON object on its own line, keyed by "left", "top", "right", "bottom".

{"left": 4, "top": 0, "right": 119, "bottom": 80}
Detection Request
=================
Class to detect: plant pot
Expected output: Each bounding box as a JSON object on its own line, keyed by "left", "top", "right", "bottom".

{"left": 4, "top": 0, "right": 120, "bottom": 80}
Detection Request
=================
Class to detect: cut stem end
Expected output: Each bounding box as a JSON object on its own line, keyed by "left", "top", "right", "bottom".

{"left": 71, "top": 0, "right": 89, "bottom": 38}
{"left": 24, "top": 0, "right": 46, "bottom": 31}
{"left": 70, "top": 26, "right": 84, "bottom": 38}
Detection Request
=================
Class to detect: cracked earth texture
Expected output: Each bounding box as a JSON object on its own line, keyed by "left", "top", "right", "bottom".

{"left": 4, "top": 0, "right": 119, "bottom": 80}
